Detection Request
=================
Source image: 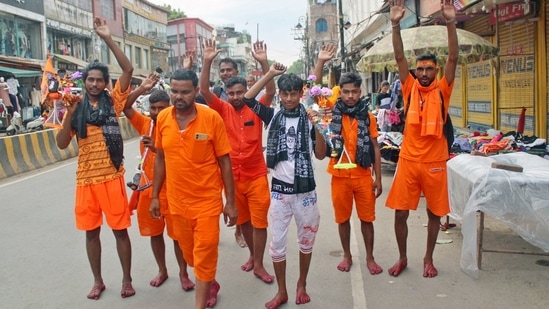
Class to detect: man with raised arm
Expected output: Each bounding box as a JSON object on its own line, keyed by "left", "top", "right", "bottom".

{"left": 55, "top": 17, "right": 135, "bottom": 300}
{"left": 199, "top": 38, "right": 275, "bottom": 284}
{"left": 313, "top": 43, "right": 384, "bottom": 275}
{"left": 244, "top": 63, "right": 326, "bottom": 308}
{"left": 386, "top": 0, "right": 458, "bottom": 278}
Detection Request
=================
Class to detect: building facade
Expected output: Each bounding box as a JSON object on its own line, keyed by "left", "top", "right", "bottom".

{"left": 167, "top": 17, "right": 214, "bottom": 74}
{"left": 122, "top": 0, "right": 169, "bottom": 80}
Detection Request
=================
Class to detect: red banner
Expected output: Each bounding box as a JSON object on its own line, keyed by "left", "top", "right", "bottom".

{"left": 490, "top": 1, "right": 529, "bottom": 24}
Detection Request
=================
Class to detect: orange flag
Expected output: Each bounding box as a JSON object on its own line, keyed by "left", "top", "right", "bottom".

{"left": 41, "top": 54, "right": 56, "bottom": 105}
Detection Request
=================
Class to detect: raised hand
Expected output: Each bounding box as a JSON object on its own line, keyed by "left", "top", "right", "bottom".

{"left": 202, "top": 38, "right": 221, "bottom": 63}
{"left": 141, "top": 73, "right": 159, "bottom": 92}
{"left": 252, "top": 41, "right": 268, "bottom": 63}
{"left": 440, "top": 0, "right": 456, "bottom": 21}
{"left": 93, "top": 17, "right": 111, "bottom": 39}
{"left": 183, "top": 51, "right": 195, "bottom": 70}
{"left": 318, "top": 43, "right": 336, "bottom": 62}
{"left": 390, "top": 0, "right": 406, "bottom": 24}
{"left": 269, "top": 63, "right": 287, "bottom": 76}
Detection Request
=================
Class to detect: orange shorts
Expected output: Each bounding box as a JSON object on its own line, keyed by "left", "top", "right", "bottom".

{"left": 75, "top": 176, "right": 131, "bottom": 231}
{"left": 386, "top": 157, "right": 450, "bottom": 216}
{"left": 136, "top": 193, "right": 172, "bottom": 237}
{"left": 172, "top": 214, "right": 220, "bottom": 282}
{"left": 331, "top": 176, "right": 376, "bottom": 223}
{"left": 235, "top": 176, "right": 270, "bottom": 227}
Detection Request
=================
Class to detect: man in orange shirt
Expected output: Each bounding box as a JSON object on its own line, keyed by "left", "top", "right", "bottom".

{"left": 386, "top": 0, "right": 458, "bottom": 278}
{"left": 55, "top": 17, "right": 135, "bottom": 300}
{"left": 199, "top": 38, "right": 275, "bottom": 284}
{"left": 124, "top": 76, "right": 195, "bottom": 291}
{"left": 150, "top": 69, "right": 237, "bottom": 309}
{"left": 314, "top": 45, "right": 383, "bottom": 275}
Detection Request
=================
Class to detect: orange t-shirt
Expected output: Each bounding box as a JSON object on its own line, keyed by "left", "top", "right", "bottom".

{"left": 400, "top": 73, "right": 453, "bottom": 162}
{"left": 155, "top": 104, "right": 232, "bottom": 219}
{"left": 207, "top": 95, "right": 267, "bottom": 181}
{"left": 327, "top": 112, "right": 378, "bottom": 178}
{"left": 73, "top": 82, "right": 130, "bottom": 186}
{"left": 128, "top": 112, "right": 166, "bottom": 200}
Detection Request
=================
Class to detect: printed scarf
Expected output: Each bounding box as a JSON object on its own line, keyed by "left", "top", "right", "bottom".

{"left": 266, "top": 104, "right": 315, "bottom": 194}
{"left": 332, "top": 97, "right": 373, "bottom": 168}
{"left": 71, "top": 90, "right": 124, "bottom": 170}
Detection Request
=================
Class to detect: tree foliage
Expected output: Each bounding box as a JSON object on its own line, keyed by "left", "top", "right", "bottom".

{"left": 286, "top": 59, "right": 305, "bottom": 75}
{"left": 164, "top": 4, "right": 186, "bottom": 20}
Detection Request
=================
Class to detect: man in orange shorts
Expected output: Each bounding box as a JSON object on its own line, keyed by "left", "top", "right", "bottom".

{"left": 124, "top": 78, "right": 195, "bottom": 291}
{"left": 385, "top": 0, "right": 458, "bottom": 278}
{"left": 199, "top": 38, "right": 275, "bottom": 284}
{"left": 150, "top": 69, "right": 237, "bottom": 309}
{"left": 55, "top": 17, "right": 135, "bottom": 300}
{"left": 314, "top": 44, "right": 384, "bottom": 275}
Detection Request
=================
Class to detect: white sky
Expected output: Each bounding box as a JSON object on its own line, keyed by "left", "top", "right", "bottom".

{"left": 149, "top": 0, "right": 308, "bottom": 65}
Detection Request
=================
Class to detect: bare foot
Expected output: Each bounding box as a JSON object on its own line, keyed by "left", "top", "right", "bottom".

{"left": 423, "top": 261, "right": 438, "bottom": 278}
{"left": 295, "top": 285, "right": 311, "bottom": 305}
{"left": 254, "top": 268, "right": 275, "bottom": 284}
{"left": 180, "top": 273, "right": 195, "bottom": 291}
{"left": 86, "top": 284, "right": 105, "bottom": 300}
{"left": 241, "top": 257, "right": 254, "bottom": 272}
{"left": 265, "top": 292, "right": 288, "bottom": 309}
{"left": 235, "top": 232, "right": 247, "bottom": 248}
{"left": 388, "top": 259, "right": 407, "bottom": 277}
{"left": 150, "top": 273, "right": 168, "bottom": 287}
{"left": 206, "top": 280, "right": 220, "bottom": 308}
{"left": 366, "top": 259, "right": 383, "bottom": 275}
{"left": 121, "top": 283, "right": 136, "bottom": 298}
{"left": 337, "top": 257, "right": 352, "bottom": 272}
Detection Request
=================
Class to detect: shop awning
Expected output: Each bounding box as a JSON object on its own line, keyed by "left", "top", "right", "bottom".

{"left": 54, "top": 54, "right": 90, "bottom": 69}
{"left": 0, "top": 66, "right": 42, "bottom": 78}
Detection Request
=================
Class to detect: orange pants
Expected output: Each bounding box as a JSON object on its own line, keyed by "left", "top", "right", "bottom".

{"left": 136, "top": 194, "right": 175, "bottom": 238}
{"left": 75, "top": 176, "right": 131, "bottom": 231}
{"left": 171, "top": 214, "right": 220, "bottom": 282}
{"left": 331, "top": 176, "right": 376, "bottom": 223}
{"left": 386, "top": 157, "right": 450, "bottom": 216}
{"left": 235, "top": 176, "right": 270, "bottom": 227}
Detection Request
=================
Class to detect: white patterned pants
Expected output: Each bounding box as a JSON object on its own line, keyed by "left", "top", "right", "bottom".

{"left": 268, "top": 190, "right": 320, "bottom": 263}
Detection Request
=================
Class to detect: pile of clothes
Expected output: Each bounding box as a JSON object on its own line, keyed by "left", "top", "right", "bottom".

{"left": 452, "top": 129, "right": 547, "bottom": 158}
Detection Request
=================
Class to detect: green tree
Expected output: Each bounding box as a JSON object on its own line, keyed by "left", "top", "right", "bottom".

{"left": 164, "top": 4, "right": 186, "bottom": 20}
{"left": 286, "top": 59, "right": 304, "bottom": 75}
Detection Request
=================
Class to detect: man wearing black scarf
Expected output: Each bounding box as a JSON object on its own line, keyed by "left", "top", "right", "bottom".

{"left": 56, "top": 17, "right": 135, "bottom": 300}
{"left": 314, "top": 46, "right": 383, "bottom": 276}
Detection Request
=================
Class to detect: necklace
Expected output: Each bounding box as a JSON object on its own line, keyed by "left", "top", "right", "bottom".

{"left": 418, "top": 91, "right": 425, "bottom": 111}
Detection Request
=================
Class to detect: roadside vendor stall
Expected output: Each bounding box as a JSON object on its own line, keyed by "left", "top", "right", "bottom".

{"left": 448, "top": 152, "right": 549, "bottom": 279}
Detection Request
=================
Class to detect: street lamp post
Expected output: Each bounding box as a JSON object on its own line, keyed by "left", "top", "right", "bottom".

{"left": 338, "top": 0, "right": 346, "bottom": 72}
{"left": 293, "top": 16, "right": 309, "bottom": 78}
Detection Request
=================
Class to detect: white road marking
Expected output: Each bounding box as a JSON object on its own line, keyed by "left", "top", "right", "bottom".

{"left": 351, "top": 222, "right": 368, "bottom": 309}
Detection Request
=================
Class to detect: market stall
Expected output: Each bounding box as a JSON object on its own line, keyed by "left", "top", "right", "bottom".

{"left": 448, "top": 152, "right": 549, "bottom": 279}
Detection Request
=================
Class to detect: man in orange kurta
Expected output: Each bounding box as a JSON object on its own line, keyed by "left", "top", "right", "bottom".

{"left": 125, "top": 78, "right": 195, "bottom": 291}
{"left": 385, "top": 0, "right": 459, "bottom": 278}
{"left": 151, "top": 69, "right": 237, "bottom": 309}
{"left": 55, "top": 17, "right": 135, "bottom": 300}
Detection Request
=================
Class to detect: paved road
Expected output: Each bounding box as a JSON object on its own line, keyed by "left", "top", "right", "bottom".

{"left": 1, "top": 137, "right": 548, "bottom": 308}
